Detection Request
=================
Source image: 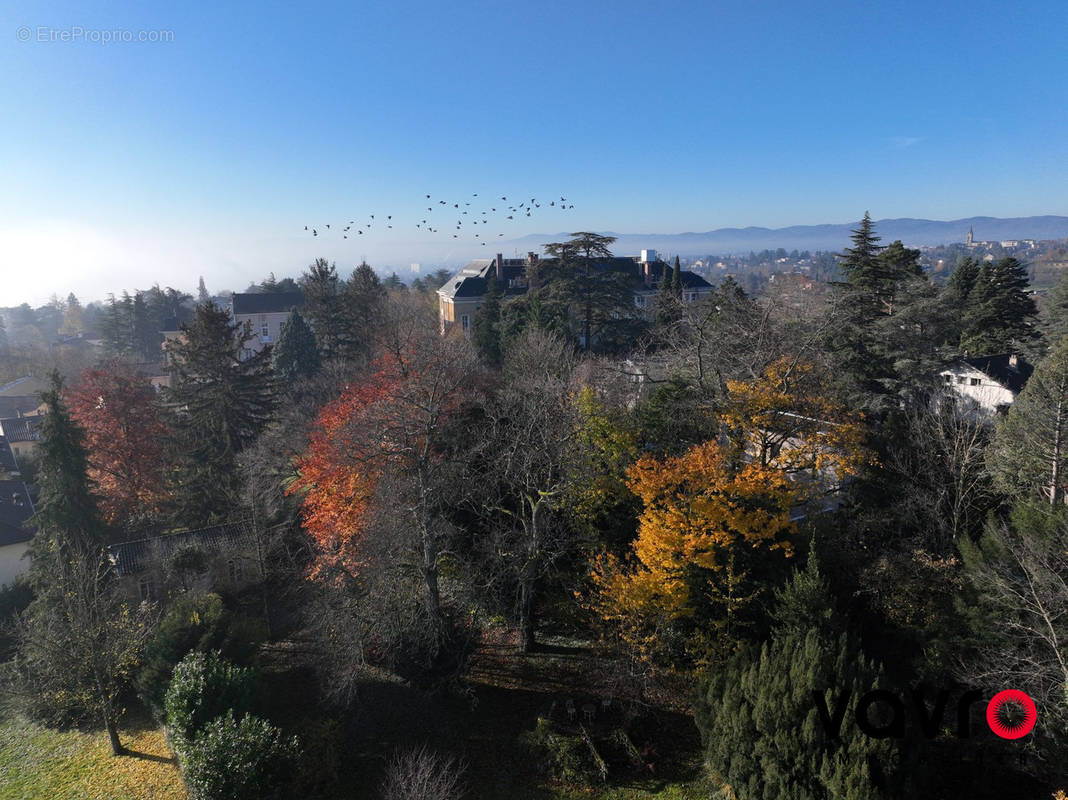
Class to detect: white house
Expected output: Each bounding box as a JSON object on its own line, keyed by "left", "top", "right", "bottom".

{"left": 939, "top": 353, "right": 1033, "bottom": 419}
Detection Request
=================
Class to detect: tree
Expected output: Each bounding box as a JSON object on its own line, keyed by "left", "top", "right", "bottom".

{"left": 957, "top": 501, "right": 1068, "bottom": 782}
{"left": 837, "top": 211, "right": 884, "bottom": 293}
{"left": 380, "top": 746, "right": 466, "bottom": 800}
{"left": 66, "top": 361, "right": 170, "bottom": 529}
{"left": 960, "top": 257, "right": 1038, "bottom": 354}
{"left": 164, "top": 303, "right": 275, "bottom": 526}
{"left": 471, "top": 272, "right": 503, "bottom": 367}
{"left": 695, "top": 558, "right": 909, "bottom": 800}
{"left": 1042, "top": 267, "right": 1068, "bottom": 348}
{"left": 299, "top": 258, "right": 348, "bottom": 362}
{"left": 197, "top": 276, "right": 211, "bottom": 304}
{"left": 469, "top": 329, "right": 580, "bottom": 651}
{"left": 341, "top": 261, "right": 388, "bottom": 365}
{"left": 290, "top": 298, "right": 483, "bottom": 636}
{"left": 164, "top": 650, "right": 260, "bottom": 755}
{"left": 988, "top": 338, "right": 1068, "bottom": 504}
{"left": 59, "top": 292, "right": 85, "bottom": 335}
{"left": 271, "top": 309, "right": 320, "bottom": 384}
{"left": 591, "top": 440, "right": 800, "bottom": 666}
{"left": 14, "top": 374, "right": 152, "bottom": 755}
{"left": 542, "top": 232, "right": 636, "bottom": 351}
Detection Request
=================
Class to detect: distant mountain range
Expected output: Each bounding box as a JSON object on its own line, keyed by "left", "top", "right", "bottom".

{"left": 507, "top": 216, "right": 1068, "bottom": 256}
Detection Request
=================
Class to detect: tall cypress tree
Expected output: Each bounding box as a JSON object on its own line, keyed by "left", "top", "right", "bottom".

{"left": 472, "top": 273, "right": 503, "bottom": 367}
{"left": 164, "top": 304, "right": 275, "bottom": 526}
{"left": 671, "top": 255, "right": 683, "bottom": 297}
{"left": 272, "top": 309, "right": 320, "bottom": 383}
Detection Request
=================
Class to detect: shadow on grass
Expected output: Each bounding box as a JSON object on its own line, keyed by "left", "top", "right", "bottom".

{"left": 120, "top": 748, "right": 176, "bottom": 765}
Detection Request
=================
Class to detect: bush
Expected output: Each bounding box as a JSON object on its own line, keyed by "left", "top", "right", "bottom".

{"left": 0, "top": 578, "right": 33, "bottom": 661}
{"left": 136, "top": 592, "right": 263, "bottom": 712}
{"left": 521, "top": 717, "right": 598, "bottom": 785}
{"left": 164, "top": 650, "right": 259, "bottom": 756}
{"left": 380, "top": 745, "right": 465, "bottom": 800}
{"left": 183, "top": 710, "right": 300, "bottom": 800}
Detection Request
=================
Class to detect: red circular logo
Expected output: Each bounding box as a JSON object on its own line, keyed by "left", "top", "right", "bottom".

{"left": 986, "top": 689, "right": 1037, "bottom": 739}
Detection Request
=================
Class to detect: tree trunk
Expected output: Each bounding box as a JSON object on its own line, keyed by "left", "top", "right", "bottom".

{"left": 518, "top": 578, "right": 535, "bottom": 653}
{"left": 103, "top": 707, "right": 123, "bottom": 756}
{"left": 1051, "top": 395, "right": 1064, "bottom": 505}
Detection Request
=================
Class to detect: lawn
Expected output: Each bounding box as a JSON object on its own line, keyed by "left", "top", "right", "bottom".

{"left": 0, "top": 705, "right": 186, "bottom": 800}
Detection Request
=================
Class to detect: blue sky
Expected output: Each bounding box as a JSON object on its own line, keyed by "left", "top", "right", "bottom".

{"left": 1, "top": 0, "right": 1065, "bottom": 304}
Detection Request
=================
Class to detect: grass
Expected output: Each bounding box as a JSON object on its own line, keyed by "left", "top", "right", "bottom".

{"left": 0, "top": 705, "right": 186, "bottom": 800}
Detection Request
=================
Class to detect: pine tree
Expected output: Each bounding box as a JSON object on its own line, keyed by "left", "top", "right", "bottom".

{"left": 341, "top": 262, "right": 387, "bottom": 364}
{"left": 132, "top": 292, "right": 159, "bottom": 361}
{"left": 695, "top": 559, "right": 912, "bottom": 799}
{"left": 671, "top": 255, "right": 682, "bottom": 296}
{"left": 272, "top": 309, "right": 320, "bottom": 383}
{"left": 197, "top": 276, "right": 211, "bottom": 304}
{"left": 837, "top": 211, "right": 885, "bottom": 291}
{"left": 299, "top": 258, "right": 347, "bottom": 362}
{"left": 164, "top": 304, "right": 275, "bottom": 526}
{"left": 0, "top": 313, "right": 8, "bottom": 353}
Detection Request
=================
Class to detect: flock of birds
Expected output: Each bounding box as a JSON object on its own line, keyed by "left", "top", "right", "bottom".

{"left": 303, "top": 192, "right": 576, "bottom": 246}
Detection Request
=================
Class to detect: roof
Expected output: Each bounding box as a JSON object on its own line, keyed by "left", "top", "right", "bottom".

{"left": 959, "top": 354, "right": 1034, "bottom": 394}
{"left": 436, "top": 255, "right": 712, "bottom": 301}
{"left": 107, "top": 520, "right": 253, "bottom": 577}
{"left": 230, "top": 292, "right": 305, "bottom": 315}
{"left": 0, "top": 376, "right": 47, "bottom": 398}
{"left": 0, "top": 397, "right": 40, "bottom": 419}
{"left": 0, "top": 439, "right": 19, "bottom": 474}
{"left": 0, "top": 416, "right": 41, "bottom": 443}
{"left": 0, "top": 480, "right": 34, "bottom": 547}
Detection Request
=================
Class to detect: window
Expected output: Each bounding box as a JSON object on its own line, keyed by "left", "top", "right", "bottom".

{"left": 957, "top": 376, "right": 968, "bottom": 384}
{"left": 261, "top": 322, "right": 269, "bottom": 338}
{"left": 969, "top": 377, "right": 981, "bottom": 386}
{"left": 942, "top": 374, "right": 953, "bottom": 384}
{"left": 461, "top": 314, "right": 470, "bottom": 333}
{"left": 227, "top": 559, "right": 243, "bottom": 584}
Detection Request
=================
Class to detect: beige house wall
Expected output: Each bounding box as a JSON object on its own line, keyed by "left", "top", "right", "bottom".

{"left": 0, "top": 541, "right": 29, "bottom": 588}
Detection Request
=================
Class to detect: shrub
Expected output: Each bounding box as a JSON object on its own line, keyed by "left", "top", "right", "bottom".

{"left": 521, "top": 717, "right": 598, "bottom": 785}
{"left": 164, "top": 650, "right": 259, "bottom": 756}
{"left": 183, "top": 710, "right": 300, "bottom": 800}
{"left": 380, "top": 745, "right": 465, "bottom": 800}
{"left": 136, "top": 592, "right": 262, "bottom": 712}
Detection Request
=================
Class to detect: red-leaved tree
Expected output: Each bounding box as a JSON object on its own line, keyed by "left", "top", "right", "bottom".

{"left": 66, "top": 361, "right": 169, "bottom": 529}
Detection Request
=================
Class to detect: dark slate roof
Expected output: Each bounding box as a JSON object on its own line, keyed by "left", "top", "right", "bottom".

{"left": 0, "top": 416, "right": 40, "bottom": 443}
{"left": 963, "top": 354, "right": 1034, "bottom": 394}
{"left": 231, "top": 292, "right": 305, "bottom": 315}
{"left": 0, "top": 377, "right": 45, "bottom": 396}
{"left": 0, "top": 439, "right": 19, "bottom": 474}
{"left": 0, "top": 480, "right": 34, "bottom": 547}
{"left": 107, "top": 521, "right": 252, "bottom": 577}
{"left": 0, "top": 397, "right": 39, "bottom": 419}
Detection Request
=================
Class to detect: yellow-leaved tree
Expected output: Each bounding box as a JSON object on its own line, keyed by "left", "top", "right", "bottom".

{"left": 590, "top": 358, "right": 871, "bottom": 670}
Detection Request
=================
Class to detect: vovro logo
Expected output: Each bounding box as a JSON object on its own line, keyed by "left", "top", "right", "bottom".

{"left": 813, "top": 687, "right": 1037, "bottom": 740}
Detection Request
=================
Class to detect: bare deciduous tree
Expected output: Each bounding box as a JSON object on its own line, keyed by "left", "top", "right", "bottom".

{"left": 380, "top": 745, "right": 465, "bottom": 800}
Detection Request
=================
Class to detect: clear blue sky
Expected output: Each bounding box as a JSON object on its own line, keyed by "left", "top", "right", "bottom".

{"left": 1, "top": 0, "right": 1065, "bottom": 304}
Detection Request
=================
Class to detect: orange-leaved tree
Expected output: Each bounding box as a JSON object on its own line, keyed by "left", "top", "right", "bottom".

{"left": 289, "top": 302, "right": 483, "bottom": 631}
{"left": 591, "top": 440, "right": 800, "bottom": 667}
{"left": 65, "top": 361, "right": 169, "bottom": 529}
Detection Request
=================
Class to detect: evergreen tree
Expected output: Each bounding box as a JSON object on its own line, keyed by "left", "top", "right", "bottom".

{"left": 1042, "top": 267, "right": 1068, "bottom": 348}
{"left": 28, "top": 373, "right": 107, "bottom": 582}
{"left": 164, "top": 304, "right": 275, "bottom": 526}
{"left": 837, "top": 211, "right": 885, "bottom": 292}
{"left": 988, "top": 337, "right": 1068, "bottom": 504}
{"left": 197, "top": 276, "right": 211, "bottom": 304}
{"left": 960, "top": 257, "right": 1037, "bottom": 354}
{"left": 59, "top": 293, "right": 85, "bottom": 335}
{"left": 272, "top": 309, "right": 320, "bottom": 383}
{"left": 472, "top": 272, "right": 503, "bottom": 366}
{"left": 341, "top": 262, "right": 387, "bottom": 364}
{"left": 132, "top": 292, "right": 160, "bottom": 360}
{"left": 671, "top": 255, "right": 682, "bottom": 296}
{"left": 0, "top": 313, "right": 8, "bottom": 352}
{"left": 695, "top": 558, "right": 912, "bottom": 799}
{"left": 299, "top": 259, "right": 347, "bottom": 362}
